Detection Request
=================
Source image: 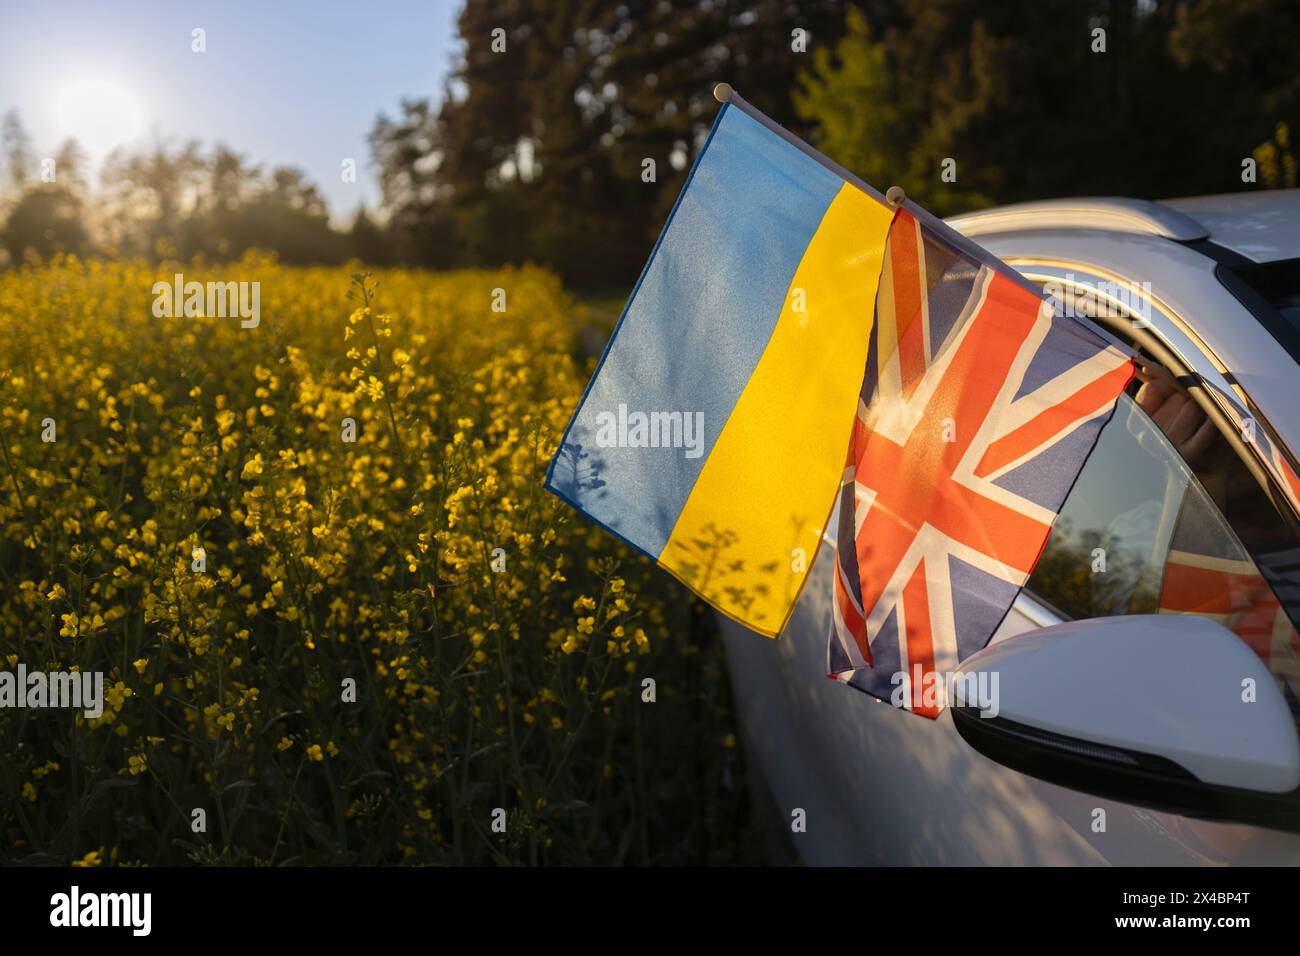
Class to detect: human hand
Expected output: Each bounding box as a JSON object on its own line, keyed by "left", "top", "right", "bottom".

{"left": 1135, "top": 375, "right": 1218, "bottom": 466}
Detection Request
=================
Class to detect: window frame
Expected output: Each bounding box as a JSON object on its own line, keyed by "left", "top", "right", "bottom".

{"left": 1014, "top": 258, "right": 1300, "bottom": 534}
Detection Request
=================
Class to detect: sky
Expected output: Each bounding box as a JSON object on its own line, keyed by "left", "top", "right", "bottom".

{"left": 0, "top": 0, "right": 461, "bottom": 223}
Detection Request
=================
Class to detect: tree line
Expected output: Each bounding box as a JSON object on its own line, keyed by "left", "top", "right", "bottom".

{"left": 3, "top": 1, "right": 1296, "bottom": 283}
{"left": 0, "top": 110, "right": 382, "bottom": 268}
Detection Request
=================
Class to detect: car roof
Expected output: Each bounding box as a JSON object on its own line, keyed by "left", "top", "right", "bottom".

{"left": 1162, "top": 191, "right": 1300, "bottom": 264}
{"left": 950, "top": 190, "right": 1300, "bottom": 264}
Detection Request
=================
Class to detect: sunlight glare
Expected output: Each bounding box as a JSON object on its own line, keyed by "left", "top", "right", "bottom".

{"left": 53, "top": 79, "right": 147, "bottom": 155}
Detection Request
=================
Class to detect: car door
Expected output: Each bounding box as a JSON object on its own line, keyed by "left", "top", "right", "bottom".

{"left": 719, "top": 262, "right": 1300, "bottom": 866}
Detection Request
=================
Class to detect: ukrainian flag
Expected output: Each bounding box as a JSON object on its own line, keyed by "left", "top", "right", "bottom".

{"left": 546, "top": 92, "right": 894, "bottom": 637}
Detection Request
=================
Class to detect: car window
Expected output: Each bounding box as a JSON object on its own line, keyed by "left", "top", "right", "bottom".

{"left": 1028, "top": 394, "right": 1179, "bottom": 619}
{"left": 1022, "top": 276, "right": 1300, "bottom": 713}
{"left": 1221, "top": 258, "right": 1300, "bottom": 366}
{"left": 1026, "top": 385, "right": 1300, "bottom": 715}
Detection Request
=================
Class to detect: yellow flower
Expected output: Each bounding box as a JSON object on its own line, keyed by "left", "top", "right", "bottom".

{"left": 72, "top": 850, "right": 103, "bottom": 867}
{"left": 240, "top": 454, "right": 265, "bottom": 479}
{"left": 306, "top": 744, "right": 324, "bottom": 762}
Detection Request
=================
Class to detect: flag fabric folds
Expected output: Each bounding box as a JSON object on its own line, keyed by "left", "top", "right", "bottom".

{"left": 545, "top": 102, "right": 894, "bottom": 637}
{"left": 828, "top": 209, "right": 1134, "bottom": 717}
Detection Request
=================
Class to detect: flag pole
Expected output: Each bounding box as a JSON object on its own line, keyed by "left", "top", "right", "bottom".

{"left": 713, "top": 83, "right": 1150, "bottom": 368}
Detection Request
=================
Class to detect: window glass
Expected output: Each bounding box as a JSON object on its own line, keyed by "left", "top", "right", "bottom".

{"left": 1027, "top": 385, "right": 1300, "bottom": 714}
{"left": 1225, "top": 258, "right": 1300, "bottom": 364}
{"left": 1028, "top": 393, "right": 1190, "bottom": 619}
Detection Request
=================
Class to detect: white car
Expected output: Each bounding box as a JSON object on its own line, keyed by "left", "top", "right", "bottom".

{"left": 720, "top": 191, "right": 1300, "bottom": 865}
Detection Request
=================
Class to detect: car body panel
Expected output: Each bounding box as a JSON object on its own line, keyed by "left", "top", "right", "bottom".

{"left": 722, "top": 194, "right": 1300, "bottom": 865}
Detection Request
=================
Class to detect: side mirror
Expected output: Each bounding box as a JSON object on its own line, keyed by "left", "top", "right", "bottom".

{"left": 952, "top": 614, "right": 1300, "bottom": 831}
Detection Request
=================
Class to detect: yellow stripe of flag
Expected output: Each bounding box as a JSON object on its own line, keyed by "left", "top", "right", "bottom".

{"left": 659, "top": 183, "right": 894, "bottom": 636}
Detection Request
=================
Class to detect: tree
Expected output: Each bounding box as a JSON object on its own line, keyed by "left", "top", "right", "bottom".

{"left": 99, "top": 141, "right": 205, "bottom": 257}
{"left": 52, "top": 139, "right": 89, "bottom": 193}
{"left": 1170, "top": 0, "right": 1300, "bottom": 188}
{"left": 795, "top": 2, "right": 1010, "bottom": 215}
{"left": 0, "top": 113, "right": 91, "bottom": 264}
{"left": 1, "top": 110, "right": 34, "bottom": 193}
{"left": 794, "top": 0, "right": 1300, "bottom": 215}
{"left": 370, "top": 98, "right": 458, "bottom": 267}
{"left": 207, "top": 145, "right": 260, "bottom": 214}
{"left": 1253, "top": 123, "right": 1297, "bottom": 189}
{"left": 370, "top": 0, "right": 849, "bottom": 282}
{"left": 348, "top": 205, "right": 393, "bottom": 265}
{"left": 232, "top": 165, "right": 345, "bottom": 264}
{"left": 2, "top": 185, "right": 90, "bottom": 263}
{"left": 1169, "top": 0, "right": 1300, "bottom": 120}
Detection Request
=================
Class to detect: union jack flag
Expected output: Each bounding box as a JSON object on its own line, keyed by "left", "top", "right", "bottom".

{"left": 1158, "top": 481, "right": 1300, "bottom": 705}
{"left": 828, "top": 210, "right": 1134, "bottom": 717}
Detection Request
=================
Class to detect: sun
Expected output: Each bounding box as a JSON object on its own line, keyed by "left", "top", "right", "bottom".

{"left": 53, "top": 79, "right": 147, "bottom": 156}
